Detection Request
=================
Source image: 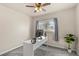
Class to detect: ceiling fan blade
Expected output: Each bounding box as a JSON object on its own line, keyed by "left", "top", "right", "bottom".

{"left": 34, "top": 10, "right": 37, "bottom": 13}
{"left": 42, "top": 8, "right": 46, "bottom": 12}
{"left": 25, "top": 5, "right": 34, "bottom": 7}
{"left": 42, "top": 3, "right": 51, "bottom": 6}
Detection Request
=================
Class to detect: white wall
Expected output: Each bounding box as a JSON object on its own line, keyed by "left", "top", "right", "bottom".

{"left": 76, "top": 4, "right": 79, "bottom": 55}
{"left": 0, "top": 5, "right": 31, "bottom": 54}
{"left": 32, "top": 7, "right": 76, "bottom": 49}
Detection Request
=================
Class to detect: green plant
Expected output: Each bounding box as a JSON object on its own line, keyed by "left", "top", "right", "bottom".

{"left": 64, "top": 34, "right": 75, "bottom": 49}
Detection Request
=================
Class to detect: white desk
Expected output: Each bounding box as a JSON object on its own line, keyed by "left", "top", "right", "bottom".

{"left": 23, "top": 37, "right": 47, "bottom": 56}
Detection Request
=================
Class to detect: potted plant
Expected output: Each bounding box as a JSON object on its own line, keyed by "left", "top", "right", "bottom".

{"left": 64, "top": 34, "right": 75, "bottom": 53}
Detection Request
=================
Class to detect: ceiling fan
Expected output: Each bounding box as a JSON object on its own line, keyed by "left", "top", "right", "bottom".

{"left": 25, "top": 3, "right": 51, "bottom": 12}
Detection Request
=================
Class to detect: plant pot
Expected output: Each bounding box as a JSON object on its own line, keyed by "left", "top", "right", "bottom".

{"left": 67, "top": 48, "right": 72, "bottom": 53}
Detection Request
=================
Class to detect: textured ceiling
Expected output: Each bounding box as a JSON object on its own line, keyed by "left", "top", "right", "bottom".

{"left": 0, "top": 3, "right": 76, "bottom": 17}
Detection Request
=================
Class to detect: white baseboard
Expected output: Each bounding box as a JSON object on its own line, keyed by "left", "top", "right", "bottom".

{"left": 44, "top": 42, "right": 66, "bottom": 49}
{"left": 0, "top": 44, "right": 23, "bottom": 55}
{"left": 45, "top": 42, "right": 76, "bottom": 51}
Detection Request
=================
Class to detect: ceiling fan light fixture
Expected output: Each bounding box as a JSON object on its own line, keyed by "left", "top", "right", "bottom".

{"left": 35, "top": 7, "right": 42, "bottom": 12}
{"left": 26, "top": 3, "right": 51, "bottom": 13}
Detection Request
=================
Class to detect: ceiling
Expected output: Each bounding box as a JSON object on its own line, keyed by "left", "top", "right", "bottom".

{"left": 0, "top": 3, "right": 76, "bottom": 17}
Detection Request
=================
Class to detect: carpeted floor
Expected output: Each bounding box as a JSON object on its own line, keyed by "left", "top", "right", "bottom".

{"left": 1, "top": 45, "right": 77, "bottom": 56}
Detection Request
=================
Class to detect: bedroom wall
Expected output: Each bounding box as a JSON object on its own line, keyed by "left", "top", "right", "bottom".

{"left": 32, "top": 7, "right": 76, "bottom": 49}
{"left": 76, "top": 4, "right": 79, "bottom": 55}
{"left": 0, "top": 5, "right": 31, "bottom": 55}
